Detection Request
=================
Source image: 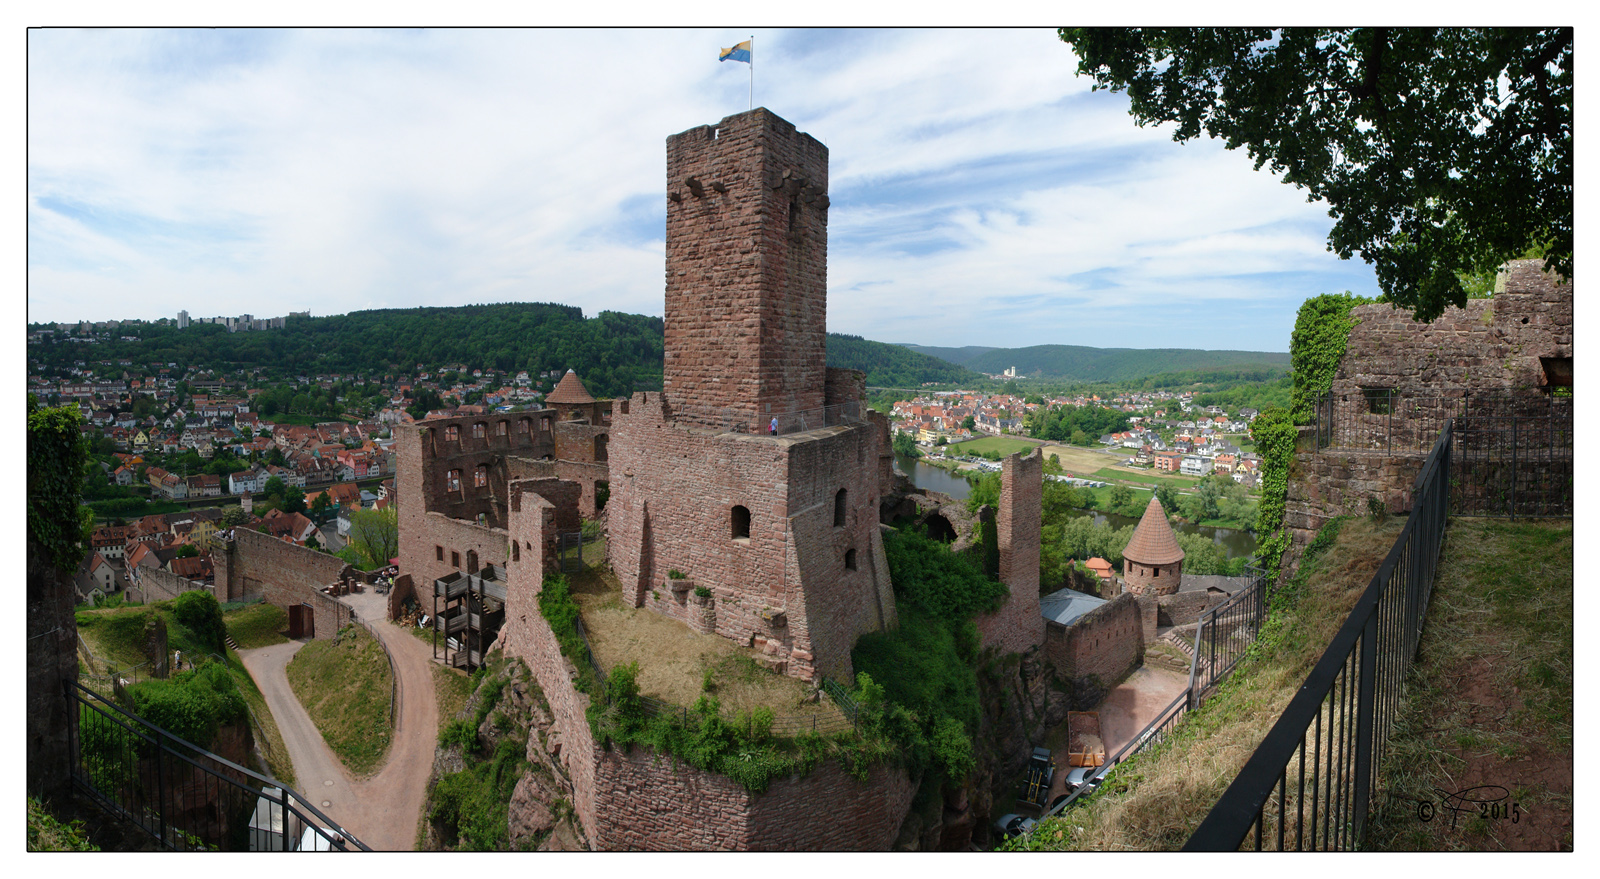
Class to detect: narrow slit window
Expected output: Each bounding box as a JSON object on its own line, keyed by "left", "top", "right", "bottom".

{"left": 731, "top": 505, "right": 751, "bottom": 540}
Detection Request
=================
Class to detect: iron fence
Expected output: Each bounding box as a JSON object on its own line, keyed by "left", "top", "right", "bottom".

{"left": 1183, "top": 421, "right": 1453, "bottom": 851}
{"left": 1186, "top": 567, "right": 1271, "bottom": 708}
{"left": 572, "top": 616, "right": 857, "bottom": 736}
{"left": 1308, "top": 390, "right": 1464, "bottom": 454}
{"left": 663, "top": 400, "right": 864, "bottom": 436}
{"left": 1450, "top": 394, "right": 1572, "bottom": 518}
{"left": 67, "top": 680, "right": 369, "bottom": 851}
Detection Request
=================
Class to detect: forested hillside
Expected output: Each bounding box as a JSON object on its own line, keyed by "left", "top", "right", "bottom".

{"left": 902, "top": 343, "right": 1289, "bottom": 383}
{"left": 824, "top": 334, "right": 984, "bottom": 388}
{"left": 29, "top": 304, "right": 979, "bottom": 398}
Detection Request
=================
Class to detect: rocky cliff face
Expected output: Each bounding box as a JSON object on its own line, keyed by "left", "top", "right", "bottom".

{"left": 420, "top": 651, "right": 590, "bottom": 851}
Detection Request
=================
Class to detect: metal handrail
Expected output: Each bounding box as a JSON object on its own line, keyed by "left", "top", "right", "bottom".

{"left": 67, "top": 680, "right": 370, "bottom": 851}
{"left": 1184, "top": 422, "right": 1453, "bottom": 850}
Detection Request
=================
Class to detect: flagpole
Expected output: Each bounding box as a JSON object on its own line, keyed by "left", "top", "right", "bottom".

{"left": 749, "top": 35, "right": 754, "bottom": 110}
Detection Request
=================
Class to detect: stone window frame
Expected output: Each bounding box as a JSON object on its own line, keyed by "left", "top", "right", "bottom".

{"left": 447, "top": 469, "right": 462, "bottom": 492}
{"left": 452, "top": 550, "right": 461, "bottom": 569}
{"left": 511, "top": 540, "right": 520, "bottom": 562}
{"left": 1361, "top": 387, "right": 1394, "bottom": 415}
{"left": 834, "top": 488, "right": 847, "bottom": 528}
{"left": 731, "top": 505, "right": 751, "bottom": 542}
{"left": 445, "top": 424, "right": 460, "bottom": 442}
{"left": 844, "top": 547, "right": 858, "bottom": 571}
{"left": 472, "top": 422, "right": 486, "bottom": 439}
{"left": 497, "top": 420, "right": 509, "bottom": 436}
{"left": 474, "top": 464, "right": 489, "bottom": 488}
{"left": 436, "top": 545, "right": 444, "bottom": 561}
{"left": 517, "top": 417, "right": 531, "bottom": 435}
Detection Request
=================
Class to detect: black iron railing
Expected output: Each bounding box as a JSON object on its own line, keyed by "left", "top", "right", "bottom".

{"left": 1450, "top": 395, "right": 1572, "bottom": 518}
{"left": 67, "top": 680, "right": 369, "bottom": 851}
{"left": 1183, "top": 422, "right": 1453, "bottom": 851}
{"left": 1186, "top": 567, "right": 1270, "bottom": 707}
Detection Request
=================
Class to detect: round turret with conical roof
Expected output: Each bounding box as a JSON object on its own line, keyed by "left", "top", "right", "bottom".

{"left": 1122, "top": 496, "right": 1184, "bottom": 596}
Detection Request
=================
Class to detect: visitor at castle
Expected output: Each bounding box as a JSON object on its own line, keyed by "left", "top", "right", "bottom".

{"left": 770, "top": 416, "right": 778, "bottom": 435}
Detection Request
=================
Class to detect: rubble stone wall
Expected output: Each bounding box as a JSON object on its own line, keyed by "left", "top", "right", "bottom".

{"left": 976, "top": 449, "right": 1044, "bottom": 656}
{"left": 218, "top": 529, "right": 352, "bottom": 638}
{"left": 1044, "top": 592, "right": 1143, "bottom": 703}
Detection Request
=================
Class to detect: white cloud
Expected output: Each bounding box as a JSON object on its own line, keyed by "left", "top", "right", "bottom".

{"left": 26, "top": 27, "right": 1382, "bottom": 352}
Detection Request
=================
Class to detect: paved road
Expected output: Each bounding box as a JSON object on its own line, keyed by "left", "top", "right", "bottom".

{"left": 239, "top": 589, "right": 439, "bottom": 851}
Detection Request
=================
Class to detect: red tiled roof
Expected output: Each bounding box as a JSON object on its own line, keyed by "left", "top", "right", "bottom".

{"left": 545, "top": 370, "right": 596, "bottom": 405}
{"left": 1123, "top": 496, "right": 1185, "bottom": 565}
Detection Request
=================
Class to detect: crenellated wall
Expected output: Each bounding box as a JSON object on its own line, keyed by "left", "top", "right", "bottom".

{"left": 608, "top": 391, "right": 891, "bottom": 682}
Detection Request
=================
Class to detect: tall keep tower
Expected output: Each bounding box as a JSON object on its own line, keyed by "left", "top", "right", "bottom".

{"left": 664, "top": 108, "right": 830, "bottom": 423}
{"left": 607, "top": 108, "right": 895, "bottom": 684}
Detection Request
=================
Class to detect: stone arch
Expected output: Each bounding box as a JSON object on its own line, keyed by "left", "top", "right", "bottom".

{"left": 731, "top": 505, "right": 751, "bottom": 541}
{"left": 925, "top": 513, "right": 956, "bottom": 543}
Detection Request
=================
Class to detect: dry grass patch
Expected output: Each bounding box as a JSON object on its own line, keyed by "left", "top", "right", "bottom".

{"left": 1364, "top": 518, "right": 1572, "bottom": 851}
{"left": 1023, "top": 516, "right": 1402, "bottom": 850}
{"left": 1036, "top": 444, "right": 1125, "bottom": 474}
{"left": 568, "top": 568, "right": 844, "bottom": 725}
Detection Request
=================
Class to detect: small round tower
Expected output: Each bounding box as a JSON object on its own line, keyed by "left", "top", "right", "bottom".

{"left": 1122, "top": 496, "right": 1184, "bottom": 596}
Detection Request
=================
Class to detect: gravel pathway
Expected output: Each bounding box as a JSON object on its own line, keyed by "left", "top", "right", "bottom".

{"left": 239, "top": 589, "right": 439, "bottom": 851}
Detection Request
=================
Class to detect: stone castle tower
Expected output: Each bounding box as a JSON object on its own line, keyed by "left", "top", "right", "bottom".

{"left": 1122, "top": 496, "right": 1184, "bottom": 596}
{"left": 606, "top": 108, "right": 896, "bottom": 684}
{"left": 663, "top": 108, "right": 830, "bottom": 425}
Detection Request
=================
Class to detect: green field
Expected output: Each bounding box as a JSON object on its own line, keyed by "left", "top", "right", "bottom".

{"left": 944, "top": 436, "right": 1043, "bottom": 457}
{"left": 1090, "top": 467, "right": 1201, "bottom": 489}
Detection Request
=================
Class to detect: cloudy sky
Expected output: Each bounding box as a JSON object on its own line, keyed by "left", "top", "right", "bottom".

{"left": 26, "top": 27, "right": 1392, "bottom": 353}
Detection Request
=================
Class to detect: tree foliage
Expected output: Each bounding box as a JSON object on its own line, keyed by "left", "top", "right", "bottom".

{"left": 345, "top": 506, "right": 398, "bottom": 570}
{"left": 171, "top": 590, "right": 226, "bottom": 654}
{"left": 1062, "top": 27, "right": 1572, "bottom": 321}
{"left": 27, "top": 397, "right": 93, "bottom": 574}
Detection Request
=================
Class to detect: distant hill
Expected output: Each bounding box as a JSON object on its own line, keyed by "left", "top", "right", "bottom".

{"left": 901, "top": 343, "right": 1290, "bottom": 384}
{"left": 28, "top": 302, "right": 979, "bottom": 398}
{"left": 825, "top": 335, "right": 983, "bottom": 388}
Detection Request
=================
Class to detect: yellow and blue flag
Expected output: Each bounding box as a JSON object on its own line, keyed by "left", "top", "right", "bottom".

{"left": 719, "top": 40, "right": 751, "bottom": 64}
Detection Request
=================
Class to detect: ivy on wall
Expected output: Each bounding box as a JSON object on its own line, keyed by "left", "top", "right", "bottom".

{"left": 1288, "top": 292, "right": 1374, "bottom": 424}
{"left": 1249, "top": 407, "right": 1298, "bottom": 582}
{"left": 27, "top": 396, "right": 92, "bottom": 574}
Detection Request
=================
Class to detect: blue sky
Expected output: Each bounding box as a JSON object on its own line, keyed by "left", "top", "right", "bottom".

{"left": 26, "top": 27, "right": 1397, "bottom": 353}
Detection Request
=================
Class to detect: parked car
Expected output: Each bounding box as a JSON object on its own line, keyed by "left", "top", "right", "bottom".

{"left": 994, "top": 813, "right": 1037, "bottom": 840}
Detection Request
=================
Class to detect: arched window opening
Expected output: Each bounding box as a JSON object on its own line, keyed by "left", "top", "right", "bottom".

{"left": 731, "top": 505, "right": 751, "bottom": 541}
{"left": 511, "top": 541, "right": 520, "bottom": 562}
{"left": 595, "top": 435, "right": 608, "bottom": 462}
{"left": 474, "top": 464, "right": 488, "bottom": 488}
{"left": 472, "top": 422, "right": 486, "bottom": 439}
{"left": 834, "top": 488, "right": 848, "bottom": 527}
{"left": 445, "top": 425, "right": 460, "bottom": 442}
{"left": 466, "top": 550, "right": 478, "bottom": 574}
{"left": 844, "top": 548, "right": 858, "bottom": 571}
{"left": 447, "top": 469, "right": 462, "bottom": 492}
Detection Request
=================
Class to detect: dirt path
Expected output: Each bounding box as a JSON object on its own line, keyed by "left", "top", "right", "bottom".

{"left": 239, "top": 590, "right": 438, "bottom": 851}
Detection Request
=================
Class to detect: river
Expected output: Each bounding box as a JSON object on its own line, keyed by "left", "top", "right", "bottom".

{"left": 894, "top": 453, "right": 1258, "bottom": 559}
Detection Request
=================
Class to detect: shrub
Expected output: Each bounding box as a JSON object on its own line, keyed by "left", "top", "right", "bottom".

{"left": 882, "top": 527, "right": 1006, "bottom": 622}
{"left": 693, "top": 585, "right": 712, "bottom": 599}
{"left": 171, "top": 590, "right": 226, "bottom": 654}
{"left": 125, "top": 661, "right": 247, "bottom": 749}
